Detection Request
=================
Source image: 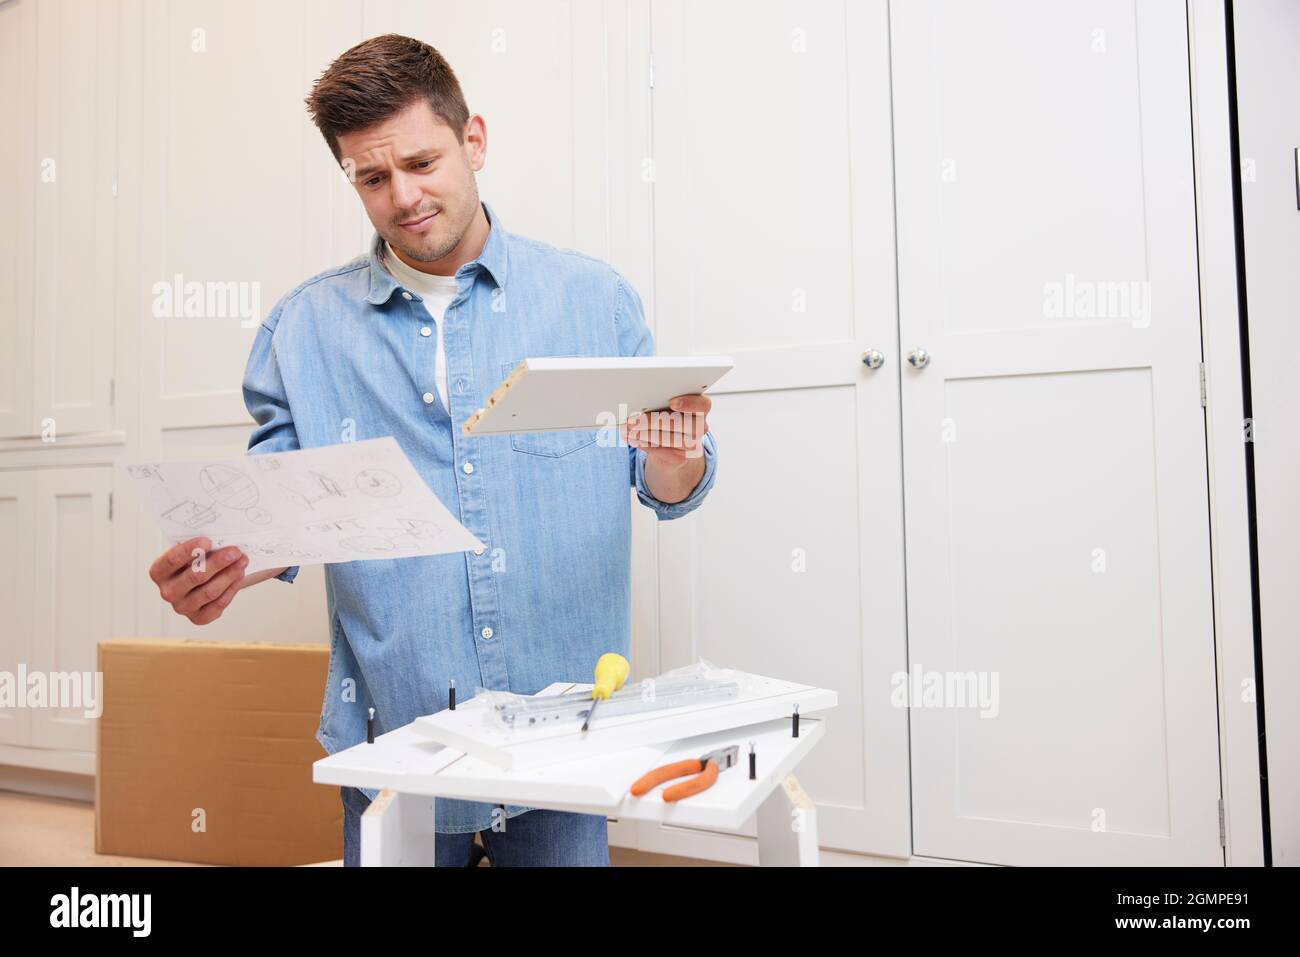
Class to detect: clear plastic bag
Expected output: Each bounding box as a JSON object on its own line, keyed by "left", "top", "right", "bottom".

{"left": 472, "top": 658, "right": 748, "bottom": 733}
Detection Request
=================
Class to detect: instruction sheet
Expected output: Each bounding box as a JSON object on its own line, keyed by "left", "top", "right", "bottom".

{"left": 124, "top": 436, "right": 483, "bottom": 572}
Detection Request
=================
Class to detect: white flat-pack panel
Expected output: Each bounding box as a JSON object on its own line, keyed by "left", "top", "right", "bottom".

{"left": 315, "top": 715, "right": 826, "bottom": 831}
{"left": 461, "top": 356, "right": 734, "bottom": 436}
{"left": 411, "top": 672, "right": 835, "bottom": 772}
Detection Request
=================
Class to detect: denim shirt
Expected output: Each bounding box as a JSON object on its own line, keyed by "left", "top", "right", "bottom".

{"left": 241, "top": 201, "right": 718, "bottom": 833}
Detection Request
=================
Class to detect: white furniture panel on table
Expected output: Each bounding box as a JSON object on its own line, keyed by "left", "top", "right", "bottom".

{"left": 317, "top": 714, "right": 828, "bottom": 866}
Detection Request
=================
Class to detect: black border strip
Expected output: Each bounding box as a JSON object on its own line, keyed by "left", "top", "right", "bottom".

{"left": 1223, "top": 0, "right": 1271, "bottom": 866}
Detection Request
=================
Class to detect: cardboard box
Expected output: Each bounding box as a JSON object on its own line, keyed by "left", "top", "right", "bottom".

{"left": 96, "top": 638, "right": 341, "bottom": 866}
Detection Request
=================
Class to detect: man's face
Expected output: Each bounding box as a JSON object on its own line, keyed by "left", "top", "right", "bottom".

{"left": 338, "top": 99, "right": 486, "bottom": 269}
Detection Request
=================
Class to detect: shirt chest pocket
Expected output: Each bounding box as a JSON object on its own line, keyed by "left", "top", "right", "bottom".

{"left": 499, "top": 358, "right": 599, "bottom": 457}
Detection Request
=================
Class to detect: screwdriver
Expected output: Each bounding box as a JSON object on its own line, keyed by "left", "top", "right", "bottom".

{"left": 581, "top": 653, "right": 630, "bottom": 733}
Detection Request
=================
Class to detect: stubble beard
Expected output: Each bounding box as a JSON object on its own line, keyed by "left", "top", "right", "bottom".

{"left": 387, "top": 185, "right": 477, "bottom": 266}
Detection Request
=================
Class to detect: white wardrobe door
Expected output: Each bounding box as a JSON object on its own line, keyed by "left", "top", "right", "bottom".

{"left": 892, "top": 0, "right": 1222, "bottom": 865}
{"left": 30, "top": 467, "right": 113, "bottom": 753}
{"left": 32, "top": 0, "right": 118, "bottom": 437}
{"left": 0, "top": 0, "right": 35, "bottom": 439}
{"left": 648, "top": 0, "right": 911, "bottom": 859}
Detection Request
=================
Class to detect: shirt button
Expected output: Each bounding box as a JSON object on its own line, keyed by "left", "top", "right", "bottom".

{"left": 473, "top": 545, "right": 485, "bottom": 555}
{"left": 480, "top": 626, "right": 494, "bottom": 640}
{"left": 420, "top": 326, "right": 432, "bottom": 337}
{"left": 462, "top": 461, "right": 474, "bottom": 474}
{"left": 401, "top": 291, "right": 413, "bottom": 300}
{"left": 422, "top": 392, "right": 435, "bottom": 404}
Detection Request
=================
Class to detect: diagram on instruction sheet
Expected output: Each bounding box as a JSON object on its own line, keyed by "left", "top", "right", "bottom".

{"left": 121, "top": 437, "right": 483, "bottom": 572}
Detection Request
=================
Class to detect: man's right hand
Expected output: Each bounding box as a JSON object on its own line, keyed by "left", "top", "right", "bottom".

{"left": 149, "top": 537, "right": 250, "bottom": 625}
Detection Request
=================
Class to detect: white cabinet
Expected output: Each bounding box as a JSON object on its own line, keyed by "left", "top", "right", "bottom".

{"left": 0, "top": 0, "right": 118, "bottom": 440}
{"left": 645, "top": 0, "right": 911, "bottom": 859}
{"left": 33, "top": 0, "right": 119, "bottom": 437}
{"left": 0, "top": 471, "right": 36, "bottom": 748}
{"left": 639, "top": 0, "right": 1226, "bottom": 865}
{"left": 0, "top": 466, "right": 111, "bottom": 757}
{"left": 0, "top": 0, "right": 37, "bottom": 439}
{"left": 0, "top": 0, "right": 121, "bottom": 778}
{"left": 891, "top": 0, "right": 1222, "bottom": 865}
{"left": 29, "top": 467, "right": 114, "bottom": 752}
{"left": 135, "top": 0, "right": 361, "bottom": 431}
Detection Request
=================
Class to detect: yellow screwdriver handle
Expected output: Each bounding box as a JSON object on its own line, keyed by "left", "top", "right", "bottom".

{"left": 592, "top": 653, "right": 630, "bottom": 701}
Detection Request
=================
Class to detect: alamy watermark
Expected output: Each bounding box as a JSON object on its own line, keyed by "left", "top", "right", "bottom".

{"left": 595, "top": 405, "right": 706, "bottom": 458}
{"left": 50, "top": 887, "right": 150, "bottom": 936}
{"left": 0, "top": 666, "right": 103, "bottom": 719}
{"left": 151, "top": 274, "right": 262, "bottom": 329}
{"left": 1043, "top": 273, "right": 1150, "bottom": 328}
{"left": 890, "top": 664, "right": 1000, "bottom": 718}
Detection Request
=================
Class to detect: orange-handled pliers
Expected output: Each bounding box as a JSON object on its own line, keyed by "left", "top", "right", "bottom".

{"left": 629, "top": 745, "right": 740, "bottom": 802}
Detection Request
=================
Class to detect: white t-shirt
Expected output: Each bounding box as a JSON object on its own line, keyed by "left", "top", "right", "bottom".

{"left": 383, "top": 242, "right": 460, "bottom": 410}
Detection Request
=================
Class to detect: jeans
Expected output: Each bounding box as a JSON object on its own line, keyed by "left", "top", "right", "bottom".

{"left": 340, "top": 786, "right": 610, "bottom": 867}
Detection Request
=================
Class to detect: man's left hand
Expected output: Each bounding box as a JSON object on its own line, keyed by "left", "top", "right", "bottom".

{"left": 622, "top": 394, "right": 711, "bottom": 468}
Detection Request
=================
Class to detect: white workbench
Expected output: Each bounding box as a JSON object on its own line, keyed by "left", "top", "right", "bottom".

{"left": 313, "top": 711, "right": 827, "bottom": 867}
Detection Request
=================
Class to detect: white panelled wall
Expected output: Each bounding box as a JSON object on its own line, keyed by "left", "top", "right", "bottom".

{"left": 1232, "top": 0, "right": 1300, "bottom": 866}
{"left": 0, "top": 0, "right": 1272, "bottom": 865}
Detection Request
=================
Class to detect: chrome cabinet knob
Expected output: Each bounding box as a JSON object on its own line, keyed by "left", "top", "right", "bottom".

{"left": 861, "top": 349, "right": 885, "bottom": 370}
{"left": 906, "top": 348, "right": 930, "bottom": 369}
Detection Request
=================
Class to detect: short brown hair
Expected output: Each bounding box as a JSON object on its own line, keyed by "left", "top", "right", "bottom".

{"left": 305, "top": 34, "right": 470, "bottom": 165}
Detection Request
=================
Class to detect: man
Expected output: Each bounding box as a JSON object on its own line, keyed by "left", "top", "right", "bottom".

{"left": 147, "top": 33, "right": 718, "bottom": 866}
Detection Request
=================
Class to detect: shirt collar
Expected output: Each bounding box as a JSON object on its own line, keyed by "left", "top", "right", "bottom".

{"left": 365, "top": 200, "right": 508, "bottom": 305}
